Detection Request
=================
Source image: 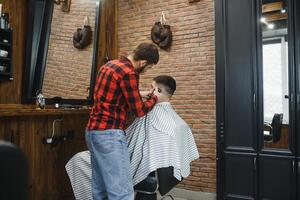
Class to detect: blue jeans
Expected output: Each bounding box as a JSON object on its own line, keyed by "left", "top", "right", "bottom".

{"left": 85, "top": 129, "right": 134, "bottom": 200}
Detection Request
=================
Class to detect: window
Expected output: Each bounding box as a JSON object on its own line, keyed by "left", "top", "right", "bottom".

{"left": 263, "top": 37, "right": 289, "bottom": 123}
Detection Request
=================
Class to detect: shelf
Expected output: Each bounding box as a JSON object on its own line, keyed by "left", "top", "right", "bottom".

{"left": 0, "top": 71, "right": 12, "bottom": 75}
{"left": 0, "top": 105, "right": 90, "bottom": 117}
{"left": 0, "top": 28, "right": 12, "bottom": 81}
{"left": 0, "top": 41, "right": 11, "bottom": 47}
{"left": 0, "top": 28, "right": 12, "bottom": 33}
{"left": 0, "top": 72, "right": 13, "bottom": 81}
{"left": 0, "top": 57, "right": 11, "bottom": 61}
{"left": 0, "top": 72, "right": 10, "bottom": 76}
{"left": 0, "top": 29, "right": 12, "bottom": 40}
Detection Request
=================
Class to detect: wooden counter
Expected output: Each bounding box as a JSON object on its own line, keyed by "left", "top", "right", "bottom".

{"left": 0, "top": 104, "right": 90, "bottom": 117}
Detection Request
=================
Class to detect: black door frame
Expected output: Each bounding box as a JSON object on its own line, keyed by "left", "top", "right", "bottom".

{"left": 216, "top": 0, "right": 259, "bottom": 199}
{"left": 216, "top": 0, "right": 299, "bottom": 199}
{"left": 257, "top": 0, "right": 296, "bottom": 157}
{"left": 215, "top": 0, "right": 225, "bottom": 198}
{"left": 295, "top": 0, "right": 300, "bottom": 198}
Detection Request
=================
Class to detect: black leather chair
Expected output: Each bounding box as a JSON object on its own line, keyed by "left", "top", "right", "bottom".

{"left": 263, "top": 113, "right": 283, "bottom": 143}
{"left": 0, "top": 141, "right": 28, "bottom": 200}
{"left": 134, "top": 167, "right": 180, "bottom": 200}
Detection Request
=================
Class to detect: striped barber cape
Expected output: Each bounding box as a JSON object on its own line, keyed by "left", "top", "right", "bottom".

{"left": 66, "top": 102, "right": 199, "bottom": 199}
{"left": 126, "top": 102, "right": 199, "bottom": 185}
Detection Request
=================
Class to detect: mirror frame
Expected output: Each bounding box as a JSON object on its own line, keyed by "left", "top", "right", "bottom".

{"left": 22, "top": 0, "right": 101, "bottom": 105}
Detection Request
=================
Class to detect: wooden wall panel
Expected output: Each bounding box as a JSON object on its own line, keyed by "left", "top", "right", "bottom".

{"left": 96, "top": 0, "right": 118, "bottom": 68}
{"left": 0, "top": 114, "right": 88, "bottom": 200}
{"left": 0, "top": 0, "right": 117, "bottom": 199}
{"left": 59, "top": 115, "right": 89, "bottom": 199}
{"left": 0, "top": 0, "right": 27, "bottom": 104}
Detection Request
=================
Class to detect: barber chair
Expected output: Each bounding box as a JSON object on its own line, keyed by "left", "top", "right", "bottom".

{"left": 0, "top": 140, "right": 28, "bottom": 200}
{"left": 263, "top": 113, "right": 283, "bottom": 143}
{"left": 134, "top": 167, "right": 180, "bottom": 200}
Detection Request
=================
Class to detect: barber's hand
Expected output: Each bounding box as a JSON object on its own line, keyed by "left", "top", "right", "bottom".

{"left": 140, "top": 88, "right": 155, "bottom": 99}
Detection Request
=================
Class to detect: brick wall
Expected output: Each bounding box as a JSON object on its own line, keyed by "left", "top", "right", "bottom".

{"left": 118, "top": 0, "right": 216, "bottom": 192}
{"left": 43, "top": 0, "right": 96, "bottom": 99}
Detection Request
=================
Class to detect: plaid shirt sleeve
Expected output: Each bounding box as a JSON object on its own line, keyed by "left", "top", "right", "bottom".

{"left": 120, "top": 72, "right": 157, "bottom": 117}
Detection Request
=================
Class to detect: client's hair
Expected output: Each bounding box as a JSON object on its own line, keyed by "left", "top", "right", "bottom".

{"left": 153, "top": 75, "right": 176, "bottom": 95}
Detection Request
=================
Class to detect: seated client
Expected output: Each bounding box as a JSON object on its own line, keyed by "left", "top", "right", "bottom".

{"left": 66, "top": 75, "right": 199, "bottom": 200}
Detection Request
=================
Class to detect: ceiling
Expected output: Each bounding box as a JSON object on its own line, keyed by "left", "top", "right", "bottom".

{"left": 262, "top": 0, "right": 288, "bottom": 32}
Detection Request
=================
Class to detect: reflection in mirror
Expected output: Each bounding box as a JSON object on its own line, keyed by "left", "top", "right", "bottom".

{"left": 42, "top": 0, "right": 99, "bottom": 99}
{"left": 261, "top": 0, "right": 289, "bottom": 150}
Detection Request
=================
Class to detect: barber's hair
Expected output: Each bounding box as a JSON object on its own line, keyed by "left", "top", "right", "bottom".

{"left": 153, "top": 75, "right": 176, "bottom": 95}
{"left": 133, "top": 43, "right": 159, "bottom": 64}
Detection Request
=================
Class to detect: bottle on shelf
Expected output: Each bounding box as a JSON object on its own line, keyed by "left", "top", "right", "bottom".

{"left": 0, "top": 4, "right": 4, "bottom": 29}
{"left": 0, "top": 4, "right": 10, "bottom": 30}
{"left": 2, "top": 13, "right": 9, "bottom": 29}
{"left": 0, "top": 63, "right": 8, "bottom": 73}
{"left": 0, "top": 49, "right": 9, "bottom": 58}
{"left": 0, "top": 4, "right": 2, "bottom": 29}
{"left": 36, "top": 90, "right": 46, "bottom": 109}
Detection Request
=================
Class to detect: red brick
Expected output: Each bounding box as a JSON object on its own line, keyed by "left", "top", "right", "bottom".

{"left": 118, "top": 0, "right": 215, "bottom": 193}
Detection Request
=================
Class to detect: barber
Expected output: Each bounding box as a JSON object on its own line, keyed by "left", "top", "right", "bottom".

{"left": 86, "top": 43, "right": 162, "bottom": 200}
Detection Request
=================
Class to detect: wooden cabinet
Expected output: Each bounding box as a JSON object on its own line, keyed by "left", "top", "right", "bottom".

{"left": 259, "top": 155, "right": 296, "bottom": 200}
{"left": 216, "top": 0, "right": 300, "bottom": 199}
{"left": 0, "top": 109, "right": 89, "bottom": 200}
{"left": 0, "top": 28, "right": 13, "bottom": 81}
{"left": 216, "top": 0, "right": 258, "bottom": 199}
{"left": 224, "top": 153, "right": 257, "bottom": 200}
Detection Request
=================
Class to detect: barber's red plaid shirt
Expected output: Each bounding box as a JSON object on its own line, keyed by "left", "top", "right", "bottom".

{"left": 87, "top": 57, "right": 157, "bottom": 131}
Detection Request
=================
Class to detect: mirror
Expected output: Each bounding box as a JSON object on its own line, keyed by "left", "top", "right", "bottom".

{"left": 261, "top": 0, "right": 289, "bottom": 150}
{"left": 23, "top": 0, "right": 101, "bottom": 104}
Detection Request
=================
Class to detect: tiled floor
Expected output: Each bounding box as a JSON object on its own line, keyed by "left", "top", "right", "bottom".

{"left": 158, "top": 188, "right": 216, "bottom": 200}
{"left": 158, "top": 194, "right": 187, "bottom": 200}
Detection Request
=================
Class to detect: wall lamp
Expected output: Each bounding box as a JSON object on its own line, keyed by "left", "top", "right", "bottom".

{"left": 260, "top": 17, "right": 275, "bottom": 30}
{"left": 54, "top": 0, "right": 71, "bottom": 12}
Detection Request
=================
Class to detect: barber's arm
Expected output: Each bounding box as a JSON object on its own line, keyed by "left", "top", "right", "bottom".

{"left": 120, "top": 72, "right": 157, "bottom": 117}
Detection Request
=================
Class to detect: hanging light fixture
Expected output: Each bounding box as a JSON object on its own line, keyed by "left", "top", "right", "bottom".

{"left": 260, "top": 17, "right": 275, "bottom": 30}
{"left": 267, "top": 23, "right": 275, "bottom": 29}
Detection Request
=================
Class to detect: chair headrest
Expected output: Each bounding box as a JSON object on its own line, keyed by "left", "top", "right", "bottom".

{"left": 271, "top": 113, "right": 283, "bottom": 143}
